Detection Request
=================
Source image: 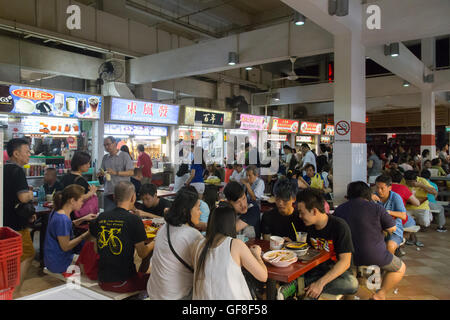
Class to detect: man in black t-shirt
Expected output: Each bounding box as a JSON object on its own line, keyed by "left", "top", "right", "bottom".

{"left": 296, "top": 188, "right": 358, "bottom": 299}
{"left": 133, "top": 183, "right": 171, "bottom": 219}
{"left": 223, "top": 181, "right": 261, "bottom": 240}
{"left": 3, "top": 138, "right": 36, "bottom": 297}
{"left": 261, "top": 178, "right": 304, "bottom": 242}
{"left": 42, "top": 167, "right": 63, "bottom": 195}
{"left": 90, "top": 181, "right": 154, "bottom": 293}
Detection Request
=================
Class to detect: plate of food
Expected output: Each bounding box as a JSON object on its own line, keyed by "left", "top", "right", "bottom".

{"left": 285, "top": 242, "right": 309, "bottom": 257}
{"left": 263, "top": 250, "right": 297, "bottom": 267}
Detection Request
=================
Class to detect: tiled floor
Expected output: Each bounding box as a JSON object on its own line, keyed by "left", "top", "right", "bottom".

{"left": 11, "top": 219, "right": 450, "bottom": 300}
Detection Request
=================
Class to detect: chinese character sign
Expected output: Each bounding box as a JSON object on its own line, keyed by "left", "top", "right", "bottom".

{"left": 194, "top": 111, "right": 224, "bottom": 126}
{"left": 110, "top": 98, "right": 179, "bottom": 124}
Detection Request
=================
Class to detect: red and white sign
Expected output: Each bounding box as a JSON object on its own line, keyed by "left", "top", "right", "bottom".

{"left": 324, "top": 125, "right": 335, "bottom": 136}
{"left": 271, "top": 118, "right": 299, "bottom": 133}
{"left": 12, "top": 89, "right": 54, "bottom": 101}
{"left": 321, "top": 136, "right": 331, "bottom": 144}
{"left": 300, "top": 122, "right": 322, "bottom": 135}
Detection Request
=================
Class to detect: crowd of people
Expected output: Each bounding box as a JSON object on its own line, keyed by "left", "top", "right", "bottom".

{"left": 2, "top": 136, "right": 449, "bottom": 300}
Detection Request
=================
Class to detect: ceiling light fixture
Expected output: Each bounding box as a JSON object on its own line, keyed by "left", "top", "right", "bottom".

{"left": 228, "top": 52, "right": 238, "bottom": 66}
{"left": 245, "top": 66, "right": 253, "bottom": 71}
{"left": 403, "top": 80, "right": 410, "bottom": 87}
{"left": 294, "top": 12, "right": 305, "bottom": 26}
{"left": 384, "top": 43, "right": 400, "bottom": 57}
{"left": 272, "top": 92, "right": 281, "bottom": 101}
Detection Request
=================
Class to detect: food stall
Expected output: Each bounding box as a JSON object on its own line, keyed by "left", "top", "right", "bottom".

{"left": 298, "top": 121, "right": 322, "bottom": 153}
{"left": 270, "top": 118, "right": 299, "bottom": 150}
{"left": 177, "top": 106, "right": 233, "bottom": 166}
{"left": 224, "top": 114, "right": 270, "bottom": 164}
{"left": 321, "top": 124, "right": 334, "bottom": 146}
{"left": 0, "top": 82, "right": 102, "bottom": 188}
{"left": 104, "top": 97, "right": 180, "bottom": 185}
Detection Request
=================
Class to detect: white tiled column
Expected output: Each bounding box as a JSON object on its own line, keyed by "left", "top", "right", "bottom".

{"left": 333, "top": 33, "right": 367, "bottom": 204}
{"left": 421, "top": 38, "right": 436, "bottom": 156}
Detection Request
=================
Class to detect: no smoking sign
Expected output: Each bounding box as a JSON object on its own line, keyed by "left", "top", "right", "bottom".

{"left": 335, "top": 120, "right": 351, "bottom": 140}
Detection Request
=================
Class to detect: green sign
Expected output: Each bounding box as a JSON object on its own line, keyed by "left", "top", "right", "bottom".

{"left": 446, "top": 126, "right": 450, "bottom": 132}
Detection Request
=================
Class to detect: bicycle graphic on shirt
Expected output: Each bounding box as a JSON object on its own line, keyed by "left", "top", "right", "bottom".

{"left": 97, "top": 226, "right": 123, "bottom": 255}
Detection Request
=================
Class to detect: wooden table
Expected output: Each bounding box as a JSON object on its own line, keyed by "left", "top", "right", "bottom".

{"left": 247, "top": 239, "right": 332, "bottom": 300}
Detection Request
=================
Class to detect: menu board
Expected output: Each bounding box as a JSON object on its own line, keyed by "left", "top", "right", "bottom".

{"left": 104, "top": 123, "right": 168, "bottom": 136}
{"left": 194, "top": 111, "right": 224, "bottom": 126}
{"left": 267, "top": 134, "right": 288, "bottom": 141}
{"left": 296, "top": 135, "right": 313, "bottom": 143}
{"left": 0, "top": 84, "right": 101, "bottom": 119}
{"left": 300, "top": 122, "right": 322, "bottom": 135}
{"left": 271, "top": 118, "right": 299, "bottom": 133}
{"left": 240, "top": 114, "right": 269, "bottom": 130}
{"left": 21, "top": 116, "right": 80, "bottom": 135}
{"left": 321, "top": 136, "right": 332, "bottom": 144}
{"left": 324, "top": 124, "right": 335, "bottom": 136}
{"left": 110, "top": 98, "right": 179, "bottom": 124}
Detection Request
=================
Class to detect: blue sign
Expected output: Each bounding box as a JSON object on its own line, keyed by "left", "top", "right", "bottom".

{"left": 0, "top": 84, "right": 102, "bottom": 119}
{"left": 110, "top": 98, "right": 179, "bottom": 124}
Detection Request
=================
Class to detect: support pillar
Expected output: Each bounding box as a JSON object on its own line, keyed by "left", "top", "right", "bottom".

{"left": 333, "top": 33, "right": 367, "bottom": 204}
{"left": 421, "top": 38, "right": 436, "bottom": 156}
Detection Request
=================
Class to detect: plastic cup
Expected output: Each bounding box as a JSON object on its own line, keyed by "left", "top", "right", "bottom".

{"left": 270, "top": 236, "right": 285, "bottom": 250}
{"left": 297, "top": 232, "right": 307, "bottom": 243}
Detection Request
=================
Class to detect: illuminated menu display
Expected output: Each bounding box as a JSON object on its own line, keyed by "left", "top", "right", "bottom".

{"left": 324, "top": 124, "right": 335, "bottom": 136}
{"left": 300, "top": 122, "right": 322, "bottom": 135}
{"left": 240, "top": 114, "right": 269, "bottom": 130}
{"left": 271, "top": 118, "right": 299, "bottom": 133}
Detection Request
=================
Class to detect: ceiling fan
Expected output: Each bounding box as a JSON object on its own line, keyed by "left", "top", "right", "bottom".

{"left": 272, "top": 56, "right": 320, "bottom": 82}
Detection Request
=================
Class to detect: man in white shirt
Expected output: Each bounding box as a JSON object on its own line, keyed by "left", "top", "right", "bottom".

{"left": 230, "top": 163, "right": 245, "bottom": 184}
{"left": 300, "top": 143, "right": 317, "bottom": 176}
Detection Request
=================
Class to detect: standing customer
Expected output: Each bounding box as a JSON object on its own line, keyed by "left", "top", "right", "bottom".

{"left": 98, "top": 136, "right": 135, "bottom": 211}
{"left": 147, "top": 186, "right": 203, "bottom": 300}
{"left": 137, "top": 144, "right": 153, "bottom": 184}
{"left": 368, "top": 148, "right": 383, "bottom": 184}
{"left": 185, "top": 147, "right": 206, "bottom": 197}
{"left": 192, "top": 203, "right": 267, "bottom": 300}
{"left": 3, "top": 138, "right": 36, "bottom": 297}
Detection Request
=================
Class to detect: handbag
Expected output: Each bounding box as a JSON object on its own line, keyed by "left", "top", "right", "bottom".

{"left": 167, "top": 224, "right": 194, "bottom": 273}
{"left": 73, "top": 176, "right": 99, "bottom": 219}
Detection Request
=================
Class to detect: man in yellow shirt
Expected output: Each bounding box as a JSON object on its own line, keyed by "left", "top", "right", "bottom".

{"left": 401, "top": 170, "right": 438, "bottom": 228}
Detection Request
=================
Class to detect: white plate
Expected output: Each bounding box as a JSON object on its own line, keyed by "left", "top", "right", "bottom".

{"left": 263, "top": 250, "right": 297, "bottom": 267}
{"left": 15, "top": 99, "right": 36, "bottom": 113}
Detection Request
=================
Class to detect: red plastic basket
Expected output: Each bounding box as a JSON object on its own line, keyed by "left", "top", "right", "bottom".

{"left": 0, "top": 287, "right": 14, "bottom": 300}
{"left": 0, "top": 227, "right": 23, "bottom": 290}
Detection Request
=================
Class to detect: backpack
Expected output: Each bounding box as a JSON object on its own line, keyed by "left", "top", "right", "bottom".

{"left": 310, "top": 173, "right": 324, "bottom": 190}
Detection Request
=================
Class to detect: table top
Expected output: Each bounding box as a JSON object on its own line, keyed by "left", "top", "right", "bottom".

{"left": 17, "top": 284, "right": 113, "bottom": 300}
{"left": 430, "top": 176, "right": 450, "bottom": 181}
{"left": 157, "top": 189, "right": 177, "bottom": 197}
{"left": 34, "top": 204, "right": 52, "bottom": 214}
{"left": 247, "top": 239, "right": 332, "bottom": 283}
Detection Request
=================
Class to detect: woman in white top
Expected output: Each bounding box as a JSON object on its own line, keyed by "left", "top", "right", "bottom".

{"left": 192, "top": 203, "right": 267, "bottom": 300}
{"left": 147, "top": 186, "right": 203, "bottom": 300}
{"left": 173, "top": 163, "right": 191, "bottom": 193}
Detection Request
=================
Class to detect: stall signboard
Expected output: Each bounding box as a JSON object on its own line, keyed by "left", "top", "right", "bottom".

{"left": 296, "top": 135, "right": 313, "bottom": 143}
{"left": 240, "top": 114, "right": 269, "bottom": 130}
{"left": 110, "top": 97, "right": 179, "bottom": 124}
{"left": 104, "top": 123, "right": 168, "bottom": 137}
{"left": 267, "top": 133, "right": 288, "bottom": 142}
{"left": 0, "top": 84, "right": 101, "bottom": 119}
{"left": 324, "top": 124, "right": 335, "bottom": 136}
{"left": 321, "top": 136, "right": 332, "bottom": 144}
{"left": 194, "top": 110, "right": 224, "bottom": 126}
{"left": 67, "top": 136, "right": 78, "bottom": 150}
{"left": 300, "top": 121, "right": 322, "bottom": 135}
{"left": 271, "top": 118, "right": 299, "bottom": 133}
{"left": 21, "top": 116, "right": 80, "bottom": 135}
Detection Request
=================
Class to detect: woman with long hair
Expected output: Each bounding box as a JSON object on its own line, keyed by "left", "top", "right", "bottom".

{"left": 147, "top": 186, "right": 203, "bottom": 300}
{"left": 44, "top": 184, "right": 97, "bottom": 273}
{"left": 192, "top": 203, "right": 267, "bottom": 300}
{"left": 120, "top": 144, "right": 133, "bottom": 160}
